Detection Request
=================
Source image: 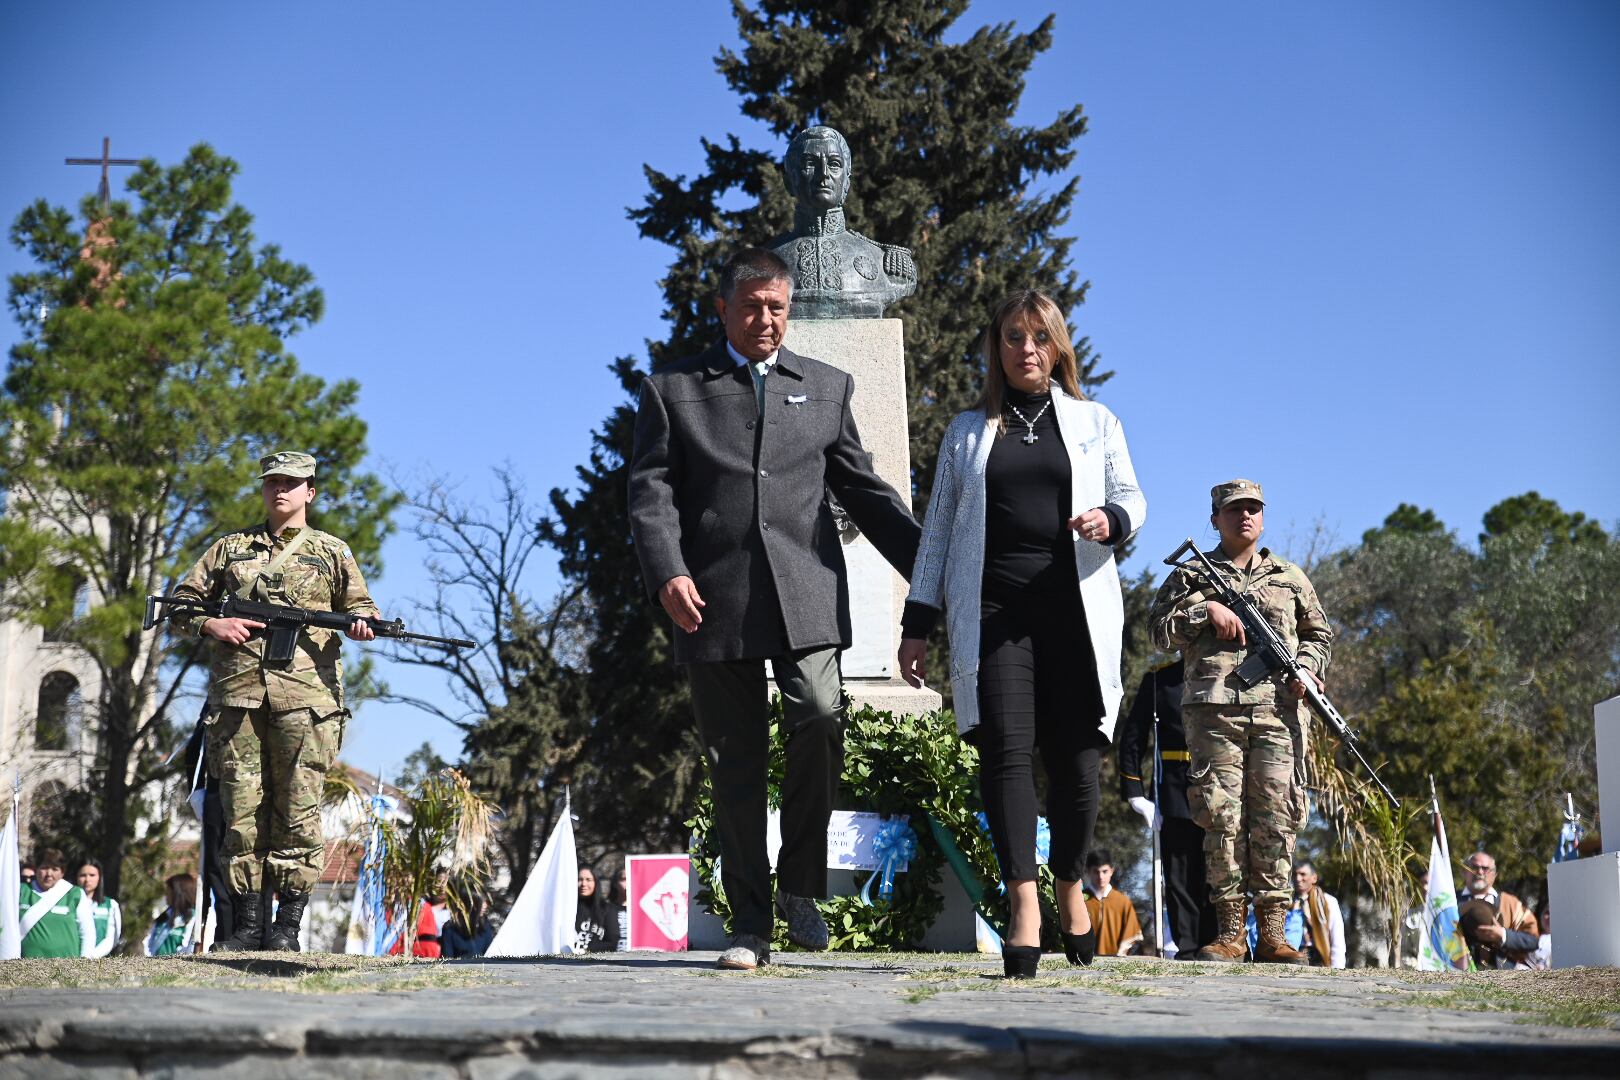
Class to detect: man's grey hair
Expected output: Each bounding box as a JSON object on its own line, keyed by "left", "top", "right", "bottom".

{"left": 1294, "top": 860, "right": 1317, "bottom": 876}
{"left": 718, "top": 247, "right": 794, "bottom": 302}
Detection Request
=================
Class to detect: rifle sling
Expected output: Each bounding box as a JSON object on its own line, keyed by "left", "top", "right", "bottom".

{"left": 235, "top": 528, "right": 314, "bottom": 601}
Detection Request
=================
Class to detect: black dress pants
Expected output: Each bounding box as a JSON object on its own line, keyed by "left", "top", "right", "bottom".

{"left": 1161, "top": 815, "right": 1216, "bottom": 953}
{"left": 203, "top": 775, "right": 235, "bottom": 937}
{"left": 688, "top": 645, "right": 845, "bottom": 939}
{"left": 976, "top": 580, "right": 1108, "bottom": 884}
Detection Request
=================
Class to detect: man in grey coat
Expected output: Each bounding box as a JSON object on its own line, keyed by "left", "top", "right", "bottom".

{"left": 629, "top": 247, "right": 920, "bottom": 969}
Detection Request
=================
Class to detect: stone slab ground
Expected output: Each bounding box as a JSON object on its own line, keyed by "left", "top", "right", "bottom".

{"left": 2, "top": 951, "right": 1616, "bottom": 1078}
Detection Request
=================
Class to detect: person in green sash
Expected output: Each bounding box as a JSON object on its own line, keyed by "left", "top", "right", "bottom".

{"left": 144, "top": 874, "right": 196, "bottom": 956}
{"left": 77, "top": 858, "right": 122, "bottom": 958}
{"left": 19, "top": 848, "right": 95, "bottom": 958}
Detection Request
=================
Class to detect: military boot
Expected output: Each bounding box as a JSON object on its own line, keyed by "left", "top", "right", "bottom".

{"left": 210, "top": 891, "right": 264, "bottom": 952}
{"left": 1193, "top": 898, "right": 1249, "bottom": 962}
{"left": 265, "top": 889, "right": 309, "bottom": 952}
{"left": 1253, "top": 899, "right": 1309, "bottom": 965}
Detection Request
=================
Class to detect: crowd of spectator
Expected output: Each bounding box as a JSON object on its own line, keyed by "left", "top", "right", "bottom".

{"left": 13, "top": 842, "right": 1560, "bottom": 969}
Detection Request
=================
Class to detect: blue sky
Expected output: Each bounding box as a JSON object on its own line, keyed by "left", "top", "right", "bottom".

{"left": 3, "top": 1, "right": 1616, "bottom": 779}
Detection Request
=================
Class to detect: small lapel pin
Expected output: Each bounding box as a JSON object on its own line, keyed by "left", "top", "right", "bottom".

{"left": 787, "top": 394, "right": 807, "bottom": 405}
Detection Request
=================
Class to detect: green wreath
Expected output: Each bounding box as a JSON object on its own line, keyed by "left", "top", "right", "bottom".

{"left": 686, "top": 701, "right": 1009, "bottom": 951}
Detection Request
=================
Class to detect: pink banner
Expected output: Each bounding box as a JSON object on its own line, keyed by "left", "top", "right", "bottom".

{"left": 627, "top": 854, "right": 690, "bottom": 951}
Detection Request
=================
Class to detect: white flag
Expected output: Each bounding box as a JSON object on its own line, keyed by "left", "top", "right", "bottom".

{"left": 486, "top": 790, "right": 577, "bottom": 957}
{"left": 1417, "top": 792, "right": 1473, "bottom": 972}
{"left": 1, "top": 783, "right": 20, "bottom": 960}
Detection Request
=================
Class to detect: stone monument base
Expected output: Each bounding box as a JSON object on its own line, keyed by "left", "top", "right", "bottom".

{"left": 780, "top": 318, "right": 912, "bottom": 683}
{"left": 1548, "top": 851, "right": 1620, "bottom": 968}
{"left": 844, "top": 676, "right": 941, "bottom": 718}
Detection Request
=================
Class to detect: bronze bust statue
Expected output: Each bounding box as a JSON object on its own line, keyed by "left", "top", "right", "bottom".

{"left": 770, "top": 126, "right": 917, "bottom": 319}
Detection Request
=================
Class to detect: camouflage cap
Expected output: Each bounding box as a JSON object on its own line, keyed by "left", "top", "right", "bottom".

{"left": 257, "top": 450, "right": 317, "bottom": 480}
{"left": 1211, "top": 478, "right": 1265, "bottom": 511}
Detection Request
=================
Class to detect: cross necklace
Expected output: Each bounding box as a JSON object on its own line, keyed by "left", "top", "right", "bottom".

{"left": 1007, "top": 399, "right": 1050, "bottom": 444}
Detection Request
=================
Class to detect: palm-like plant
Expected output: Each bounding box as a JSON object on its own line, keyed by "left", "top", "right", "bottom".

{"left": 1310, "top": 732, "right": 1425, "bottom": 964}
{"left": 380, "top": 768, "right": 497, "bottom": 957}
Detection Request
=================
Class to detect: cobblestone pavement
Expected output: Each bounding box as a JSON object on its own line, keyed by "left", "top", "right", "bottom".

{"left": 2, "top": 951, "right": 1616, "bottom": 1078}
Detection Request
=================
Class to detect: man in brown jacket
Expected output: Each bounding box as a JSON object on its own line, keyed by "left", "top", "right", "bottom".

{"left": 1458, "top": 850, "right": 1539, "bottom": 967}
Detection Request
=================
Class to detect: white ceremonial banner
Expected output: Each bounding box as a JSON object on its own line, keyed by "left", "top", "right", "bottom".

{"left": 486, "top": 789, "right": 577, "bottom": 957}
{"left": 1, "top": 781, "right": 20, "bottom": 959}
{"left": 763, "top": 809, "right": 911, "bottom": 872}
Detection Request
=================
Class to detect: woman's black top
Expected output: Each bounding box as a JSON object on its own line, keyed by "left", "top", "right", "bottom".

{"left": 575, "top": 898, "right": 620, "bottom": 952}
{"left": 981, "top": 388, "right": 1072, "bottom": 597}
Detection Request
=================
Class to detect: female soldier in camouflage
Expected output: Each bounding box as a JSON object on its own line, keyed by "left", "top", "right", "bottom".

{"left": 170, "top": 451, "right": 379, "bottom": 952}
{"left": 1149, "top": 480, "right": 1330, "bottom": 964}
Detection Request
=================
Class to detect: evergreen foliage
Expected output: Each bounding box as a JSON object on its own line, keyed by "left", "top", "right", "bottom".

{"left": 544, "top": 0, "right": 1104, "bottom": 852}
{"left": 0, "top": 145, "right": 397, "bottom": 897}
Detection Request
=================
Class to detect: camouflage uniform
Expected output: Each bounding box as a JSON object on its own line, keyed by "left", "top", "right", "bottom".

{"left": 171, "top": 454, "right": 378, "bottom": 895}
{"left": 1148, "top": 533, "right": 1331, "bottom": 910}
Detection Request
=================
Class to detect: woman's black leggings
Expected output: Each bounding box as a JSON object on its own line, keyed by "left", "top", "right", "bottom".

{"left": 976, "top": 579, "right": 1109, "bottom": 883}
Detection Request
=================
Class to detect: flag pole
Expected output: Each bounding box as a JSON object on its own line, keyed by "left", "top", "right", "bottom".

{"left": 1429, "top": 774, "right": 1455, "bottom": 892}
{"left": 1149, "top": 678, "right": 1166, "bottom": 956}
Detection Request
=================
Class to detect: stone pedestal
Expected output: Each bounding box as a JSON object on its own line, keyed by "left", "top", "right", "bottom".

{"left": 1548, "top": 852, "right": 1620, "bottom": 968}
{"left": 782, "top": 317, "right": 941, "bottom": 717}
{"left": 1547, "top": 695, "right": 1620, "bottom": 968}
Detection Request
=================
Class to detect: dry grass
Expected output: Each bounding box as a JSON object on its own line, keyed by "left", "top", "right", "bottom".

{"left": 0, "top": 954, "right": 499, "bottom": 995}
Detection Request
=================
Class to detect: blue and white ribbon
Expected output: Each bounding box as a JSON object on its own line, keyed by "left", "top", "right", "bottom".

{"left": 974, "top": 812, "right": 1052, "bottom": 866}
{"left": 859, "top": 816, "right": 917, "bottom": 905}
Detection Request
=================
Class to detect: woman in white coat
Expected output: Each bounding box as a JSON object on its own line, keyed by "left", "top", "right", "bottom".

{"left": 899, "top": 290, "right": 1145, "bottom": 978}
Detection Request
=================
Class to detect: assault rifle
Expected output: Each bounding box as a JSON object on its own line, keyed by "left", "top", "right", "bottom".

{"left": 1162, "top": 539, "right": 1400, "bottom": 807}
{"left": 143, "top": 594, "right": 476, "bottom": 660}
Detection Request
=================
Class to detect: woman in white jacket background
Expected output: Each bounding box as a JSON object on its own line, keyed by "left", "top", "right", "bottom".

{"left": 899, "top": 289, "right": 1145, "bottom": 978}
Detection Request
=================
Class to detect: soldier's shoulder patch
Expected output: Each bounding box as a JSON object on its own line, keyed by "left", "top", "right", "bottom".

{"left": 306, "top": 531, "right": 356, "bottom": 563}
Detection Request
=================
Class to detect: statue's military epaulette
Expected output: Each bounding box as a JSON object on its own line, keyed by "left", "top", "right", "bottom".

{"left": 1152, "top": 657, "right": 1180, "bottom": 673}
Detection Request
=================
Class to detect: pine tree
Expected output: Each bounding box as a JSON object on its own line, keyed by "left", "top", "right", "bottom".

{"left": 544, "top": 1, "right": 1104, "bottom": 850}
{"left": 0, "top": 145, "right": 397, "bottom": 897}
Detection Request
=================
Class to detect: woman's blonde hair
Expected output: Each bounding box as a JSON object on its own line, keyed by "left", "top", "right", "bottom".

{"left": 973, "top": 289, "right": 1084, "bottom": 433}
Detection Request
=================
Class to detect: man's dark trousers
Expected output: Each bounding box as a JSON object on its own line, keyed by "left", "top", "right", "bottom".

{"left": 689, "top": 646, "right": 844, "bottom": 939}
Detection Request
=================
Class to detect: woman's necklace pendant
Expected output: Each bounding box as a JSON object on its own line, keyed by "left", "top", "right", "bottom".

{"left": 1007, "top": 399, "right": 1050, "bottom": 446}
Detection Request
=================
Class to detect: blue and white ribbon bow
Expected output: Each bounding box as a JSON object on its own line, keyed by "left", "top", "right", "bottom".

{"left": 859, "top": 816, "right": 918, "bottom": 905}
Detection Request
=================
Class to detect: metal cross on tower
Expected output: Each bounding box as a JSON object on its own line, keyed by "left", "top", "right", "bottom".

{"left": 65, "top": 136, "right": 140, "bottom": 209}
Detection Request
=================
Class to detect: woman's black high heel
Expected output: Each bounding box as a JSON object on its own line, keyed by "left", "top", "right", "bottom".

{"left": 1002, "top": 944, "right": 1041, "bottom": 979}
{"left": 1061, "top": 928, "right": 1096, "bottom": 967}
